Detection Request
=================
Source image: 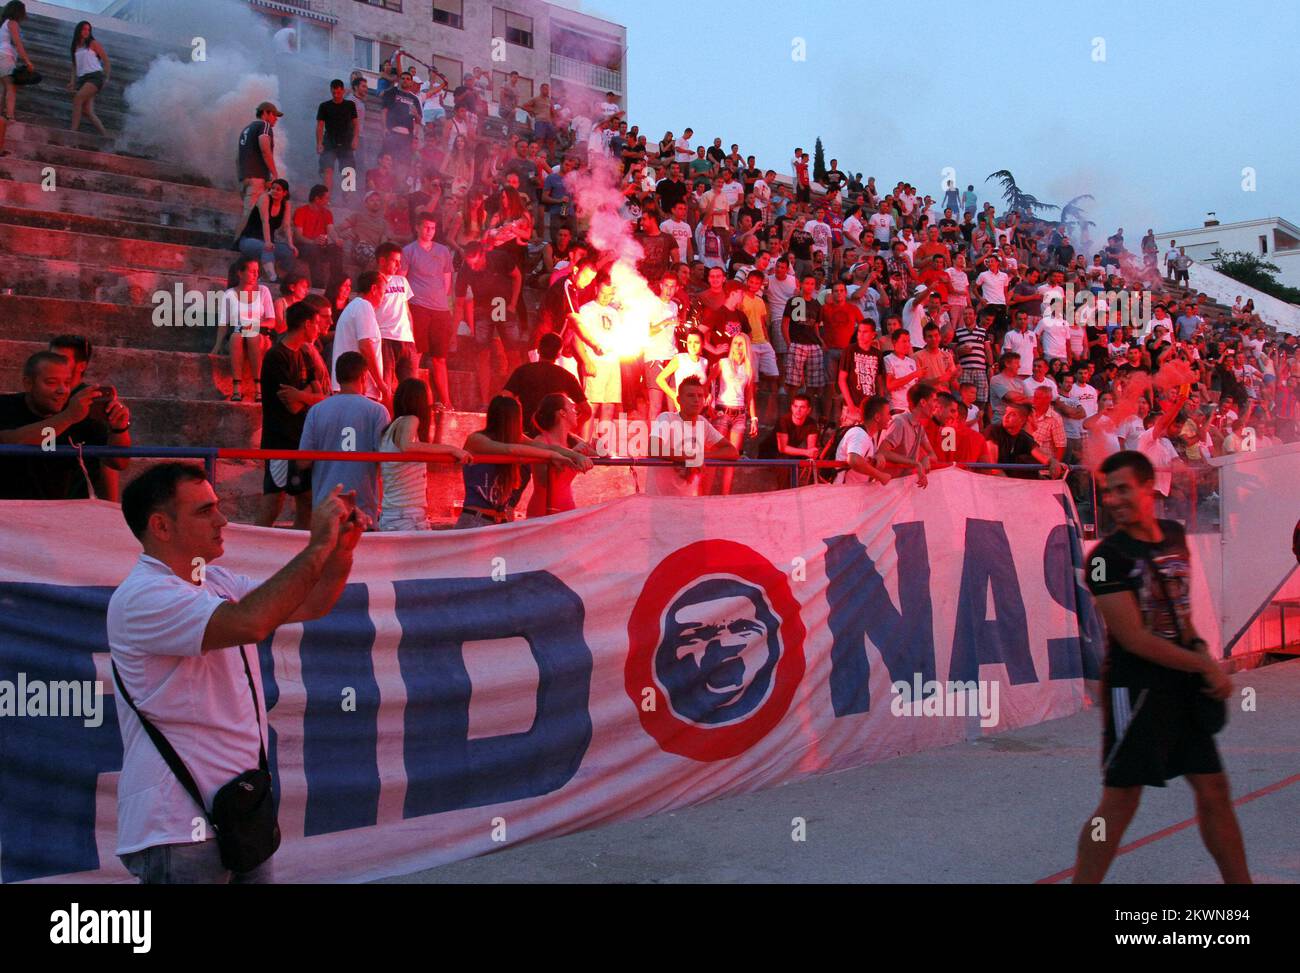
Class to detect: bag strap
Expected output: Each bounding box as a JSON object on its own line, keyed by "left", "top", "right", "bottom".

{"left": 112, "top": 644, "right": 268, "bottom": 820}
{"left": 112, "top": 661, "right": 209, "bottom": 820}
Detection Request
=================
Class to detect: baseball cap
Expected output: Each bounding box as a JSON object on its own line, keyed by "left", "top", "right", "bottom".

{"left": 257, "top": 101, "right": 284, "bottom": 117}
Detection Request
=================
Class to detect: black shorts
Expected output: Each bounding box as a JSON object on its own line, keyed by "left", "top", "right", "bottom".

{"left": 263, "top": 459, "right": 312, "bottom": 496}
{"left": 1102, "top": 683, "right": 1222, "bottom": 788}
{"left": 318, "top": 143, "right": 356, "bottom": 175}
{"left": 76, "top": 71, "right": 105, "bottom": 92}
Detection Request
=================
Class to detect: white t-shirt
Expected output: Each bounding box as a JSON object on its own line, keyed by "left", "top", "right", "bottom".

{"left": 804, "top": 219, "right": 833, "bottom": 255}
{"left": 1022, "top": 375, "right": 1058, "bottom": 401}
{"left": 218, "top": 285, "right": 275, "bottom": 336}
{"left": 868, "top": 212, "right": 893, "bottom": 244}
{"left": 883, "top": 352, "right": 917, "bottom": 412}
{"left": 1137, "top": 427, "right": 1177, "bottom": 496}
{"left": 976, "top": 270, "right": 1009, "bottom": 305}
{"left": 1034, "top": 316, "right": 1071, "bottom": 361}
{"left": 646, "top": 411, "right": 724, "bottom": 496}
{"left": 673, "top": 136, "right": 692, "bottom": 162}
{"left": 375, "top": 274, "right": 414, "bottom": 342}
{"left": 331, "top": 297, "right": 383, "bottom": 397}
{"left": 1002, "top": 329, "right": 1038, "bottom": 376}
{"left": 660, "top": 218, "right": 692, "bottom": 263}
{"left": 1073, "top": 381, "right": 1099, "bottom": 418}
{"left": 107, "top": 555, "right": 266, "bottom": 856}
{"left": 835, "top": 425, "right": 878, "bottom": 484}
{"left": 765, "top": 274, "right": 797, "bottom": 337}
{"left": 842, "top": 214, "right": 864, "bottom": 246}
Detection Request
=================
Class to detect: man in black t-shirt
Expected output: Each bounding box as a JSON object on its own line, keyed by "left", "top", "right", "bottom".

{"left": 983, "top": 403, "right": 1064, "bottom": 478}
{"left": 839, "top": 319, "right": 886, "bottom": 422}
{"left": 0, "top": 352, "right": 128, "bottom": 500}
{"left": 48, "top": 334, "right": 132, "bottom": 500}
{"left": 782, "top": 276, "right": 825, "bottom": 399}
{"left": 316, "top": 79, "right": 358, "bottom": 192}
{"left": 456, "top": 244, "right": 523, "bottom": 404}
{"left": 504, "top": 333, "right": 590, "bottom": 436}
{"left": 258, "top": 300, "right": 329, "bottom": 527}
{"left": 1072, "top": 451, "right": 1246, "bottom": 884}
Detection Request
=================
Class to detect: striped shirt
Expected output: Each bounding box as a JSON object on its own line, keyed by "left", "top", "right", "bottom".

{"left": 952, "top": 325, "right": 990, "bottom": 370}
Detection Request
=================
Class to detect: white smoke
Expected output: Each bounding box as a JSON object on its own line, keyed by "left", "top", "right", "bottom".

{"left": 117, "top": 0, "right": 339, "bottom": 190}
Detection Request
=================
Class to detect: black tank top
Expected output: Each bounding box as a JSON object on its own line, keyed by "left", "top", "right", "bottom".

{"left": 240, "top": 198, "right": 286, "bottom": 242}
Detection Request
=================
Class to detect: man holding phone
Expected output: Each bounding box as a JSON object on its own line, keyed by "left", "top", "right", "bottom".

{"left": 0, "top": 350, "right": 131, "bottom": 499}
{"left": 110, "top": 463, "right": 366, "bottom": 883}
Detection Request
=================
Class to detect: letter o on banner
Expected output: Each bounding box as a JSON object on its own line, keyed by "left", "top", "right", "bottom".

{"left": 625, "top": 540, "right": 806, "bottom": 761}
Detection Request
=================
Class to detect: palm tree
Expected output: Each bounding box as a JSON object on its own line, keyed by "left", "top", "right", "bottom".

{"left": 985, "top": 170, "right": 1059, "bottom": 217}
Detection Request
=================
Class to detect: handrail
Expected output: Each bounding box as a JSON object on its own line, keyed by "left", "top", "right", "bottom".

{"left": 0, "top": 443, "right": 1055, "bottom": 473}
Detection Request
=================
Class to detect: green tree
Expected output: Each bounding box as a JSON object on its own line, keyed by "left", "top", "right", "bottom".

{"left": 813, "top": 137, "right": 827, "bottom": 184}
{"left": 1210, "top": 249, "right": 1300, "bottom": 305}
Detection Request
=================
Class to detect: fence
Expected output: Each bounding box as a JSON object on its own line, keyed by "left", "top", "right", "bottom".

{"left": 0, "top": 444, "right": 1220, "bottom": 534}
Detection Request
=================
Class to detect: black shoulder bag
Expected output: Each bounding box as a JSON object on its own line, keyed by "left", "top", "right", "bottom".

{"left": 112, "top": 647, "right": 281, "bottom": 873}
{"left": 1149, "top": 568, "right": 1228, "bottom": 735}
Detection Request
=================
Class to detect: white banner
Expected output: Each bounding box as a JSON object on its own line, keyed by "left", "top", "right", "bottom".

{"left": 0, "top": 470, "right": 1101, "bottom": 883}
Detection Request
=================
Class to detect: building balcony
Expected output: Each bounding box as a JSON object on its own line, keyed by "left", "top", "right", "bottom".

{"left": 549, "top": 52, "right": 623, "bottom": 96}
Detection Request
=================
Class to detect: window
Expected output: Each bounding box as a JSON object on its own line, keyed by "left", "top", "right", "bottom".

{"left": 354, "top": 0, "right": 402, "bottom": 10}
{"left": 493, "top": 7, "right": 534, "bottom": 49}
{"left": 433, "top": 0, "right": 463, "bottom": 30}
{"left": 432, "top": 55, "right": 463, "bottom": 89}
{"left": 353, "top": 35, "right": 376, "bottom": 71}
{"left": 354, "top": 36, "right": 400, "bottom": 73}
{"left": 1260, "top": 234, "right": 1268, "bottom": 254}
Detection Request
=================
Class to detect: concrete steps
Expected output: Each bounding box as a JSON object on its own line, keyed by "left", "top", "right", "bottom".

{"left": 1, "top": 251, "right": 228, "bottom": 306}
{"left": 0, "top": 294, "right": 207, "bottom": 352}
{"left": 25, "top": 139, "right": 213, "bottom": 187}
{"left": 0, "top": 176, "right": 235, "bottom": 235}
{"left": 0, "top": 203, "right": 233, "bottom": 250}
{"left": 0, "top": 154, "right": 235, "bottom": 211}
{"left": 0, "top": 218, "right": 234, "bottom": 276}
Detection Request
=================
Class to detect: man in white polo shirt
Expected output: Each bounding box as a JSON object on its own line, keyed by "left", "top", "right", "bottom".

{"left": 108, "top": 463, "right": 364, "bottom": 883}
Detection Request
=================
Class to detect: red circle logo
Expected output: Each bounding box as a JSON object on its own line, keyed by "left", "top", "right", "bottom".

{"left": 625, "top": 540, "right": 806, "bottom": 761}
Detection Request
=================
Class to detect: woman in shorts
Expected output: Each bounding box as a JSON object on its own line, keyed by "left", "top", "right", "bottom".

{"left": 213, "top": 256, "right": 276, "bottom": 403}
{"left": 0, "top": 1, "right": 34, "bottom": 158}
{"left": 68, "top": 20, "right": 109, "bottom": 136}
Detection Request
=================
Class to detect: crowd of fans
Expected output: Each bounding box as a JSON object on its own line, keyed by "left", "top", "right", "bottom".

{"left": 3, "top": 40, "right": 1299, "bottom": 531}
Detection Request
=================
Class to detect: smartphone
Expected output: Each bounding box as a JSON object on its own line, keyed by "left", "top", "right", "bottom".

{"left": 88, "top": 384, "right": 116, "bottom": 423}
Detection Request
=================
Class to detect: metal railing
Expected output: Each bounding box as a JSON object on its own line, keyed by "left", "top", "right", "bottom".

{"left": 1, "top": 444, "right": 1218, "bottom": 534}
{"left": 549, "top": 53, "right": 623, "bottom": 95}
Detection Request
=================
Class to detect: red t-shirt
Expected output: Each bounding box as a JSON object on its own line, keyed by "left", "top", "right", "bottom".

{"left": 928, "top": 419, "right": 986, "bottom": 466}
{"left": 294, "top": 204, "right": 333, "bottom": 241}
{"left": 822, "top": 300, "right": 864, "bottom": 350}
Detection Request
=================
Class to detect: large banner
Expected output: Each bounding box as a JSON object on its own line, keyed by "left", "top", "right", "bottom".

{"left": 0, "top": 470, "right": 1103, "bottom": 883}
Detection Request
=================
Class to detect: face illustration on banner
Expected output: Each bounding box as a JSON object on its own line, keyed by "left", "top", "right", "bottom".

{"left": 626, "top": 539, "right": 807, "bottom": 761}
{"left": 654, "top": 579, "right": 781, "bottom": 725}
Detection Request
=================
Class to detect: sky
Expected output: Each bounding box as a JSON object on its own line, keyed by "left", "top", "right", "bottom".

{"left": 559, "top": 0, "right": 1299, "bottom": 240}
